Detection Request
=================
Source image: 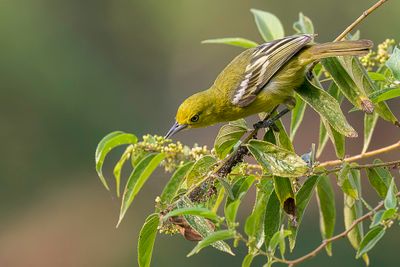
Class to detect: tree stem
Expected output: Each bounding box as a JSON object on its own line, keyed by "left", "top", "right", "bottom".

{"left": 273, "top": 192, "right": 400, "bottom": 266}
{"left": 334, "top": 0, "right": 389, "bottom": 41}
{"left": 319, "top": 140, "right": 400, "bottom": 168}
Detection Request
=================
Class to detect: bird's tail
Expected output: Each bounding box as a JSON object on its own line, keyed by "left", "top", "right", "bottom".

{"left": 301, "top": 39, "right": 373, "bottom": 64}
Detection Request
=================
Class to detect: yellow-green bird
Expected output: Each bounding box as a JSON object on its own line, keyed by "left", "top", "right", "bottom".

{"left": 166, "top": 34, "right": 372, "bottom": 138}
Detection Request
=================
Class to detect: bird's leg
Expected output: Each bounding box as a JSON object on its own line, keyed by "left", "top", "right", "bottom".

{"left": 253, "top": 108, "right": 291, "bottom": 130}
{"left": 253, "top": 97, "right": 296, "bottom": 130}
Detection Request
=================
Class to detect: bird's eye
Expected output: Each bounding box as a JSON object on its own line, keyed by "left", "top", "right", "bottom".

{"left": 190, "top": 115, "right": 199, "bottom": 123}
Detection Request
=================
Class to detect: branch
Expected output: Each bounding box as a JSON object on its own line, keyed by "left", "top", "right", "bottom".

{"left": 273, "top": 191, "right": 400, "bottom": 267}
{"left": 325, "top": 159, "right": 400, "bottom": 174}
{"left": 319, "top": 140, "right": 400, "bottom": 168}
{"left": 334, "top": 0, "right": 389, "bottom": 41}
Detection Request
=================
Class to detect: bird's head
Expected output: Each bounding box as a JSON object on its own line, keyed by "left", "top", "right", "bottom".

{"left": 165, "top": 91, "right": 218, "bottom": 138}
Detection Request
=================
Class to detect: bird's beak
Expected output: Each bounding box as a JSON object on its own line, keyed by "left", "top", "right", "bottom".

{"left": 165, "top": 121, "right": 188, "bottom": 138}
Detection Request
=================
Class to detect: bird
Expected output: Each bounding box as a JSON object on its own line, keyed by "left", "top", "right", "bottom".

{"left": 165, "top": 34, "right": 373, "bottom": 138}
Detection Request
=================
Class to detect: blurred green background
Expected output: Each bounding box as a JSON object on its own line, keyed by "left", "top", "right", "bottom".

{"left": 1, "top": 0, "right": 399, "bottom": 266}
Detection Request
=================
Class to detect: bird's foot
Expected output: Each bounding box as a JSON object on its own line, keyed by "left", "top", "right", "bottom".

{"left": 253, "top": 119, "right": 279, "bottom": 131}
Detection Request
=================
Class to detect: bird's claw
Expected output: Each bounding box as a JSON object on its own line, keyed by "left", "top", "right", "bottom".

{"left": 253, "top": 119, "right": 279, "bottom": 131}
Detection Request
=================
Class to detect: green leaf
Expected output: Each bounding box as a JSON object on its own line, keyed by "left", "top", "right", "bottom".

{"left": 113, "top": 145, "right": 133, "bottom": 197}
{"left": 242, "top": 254, "right": 255, "bottom": 267}
{"left": 384, "top": 179, "right": 397, "bottom": 210}
{"left": 366, "top": 160, "right": 392, "bottom": 198}
{"left": 163, "top": 207, "right": 219, "bottom": 222}
{"left": 296, "top": 78, "right": 357, "bottom": 138}
{"left": 331, "top": 55, "right": 399, "bottom": 125}
{"left": 250, "top": 9, "right": 284, "bottom": 42}
{"left": 368, "top": 72, "right": 387, "bottom": 81}
{"left": 316, "top": 175, "right": 336, "bottom": 256}
{"left": 386, "top": 46, "right": 400, "bottom": 80}
{"left": 317, "top": 82, "right": 342, "bottom": 157}
{"left": 178, "top": 196, "right": 233, "bottom": 254}
{"left": 214, "top": 119, "right": 248, "bottom": 159}
{"left": 118, "top": 153, "right": 165, "bottom": 226}
{"left": 225, "top": 176, "right": 255, "bottom": 227}
{"left": 95, "top": 131, "right": 138, "bottom": 190}
{"left": 289, "top": 175, "right": 321, "bottom": 250}
{"left": 247, "top": 140, "right": 308, "bottom": 177}
{"left": 245, "top": 179, "right": 274, "bottom": 251}
{"left": 381, "top": 208, "right": 398, "bottom": 221}
{"left": 186, "top": 155, "right": 217, "bottom": 187}
{"left": 160, "top": 161, "right": 194, "bottom": 204}
{"left": 273, "top": 177, "right": 294, "bottom": 212}
{"left": 293, "top": 12, "right": 314, "bottom": 34}
{"left": 290, "top": 93, "right": 307, "bottom": 141}
{"left": 272, "top": 118, "right": 294, "bottom": 152}
{"left": 322, "top": 118, "right": 345, "bottom": 159}
{"left": 322, "top": 57, "right": 371, "bottom": 113}
{"left": 343, "top": 172, "right": 369, "bottom": 265}
{"left": 268, "top": 228, "right": 292, "bottom": 255}
{"left": 202, "top": 38, "right": 259, "bottom": 49}
{"left": 362, "top": 113, "right": 379, "bottom": 153}
{"left": 370, "top": 210, "right": 384, "bottom": 228}
{"left": 338, "top": 164, "right": 359, "bottom": 200}
{"left": 356, "top": 226, "right": 385, "bottom": 259}
{"left": 264, "top": 190, "right": 282, "bottom": 248}
{"left": 138, "top": 213, "right": 159, "bottom": 267}
{"left": 187, "top": 229, "right": 236, "bottom": 257}
{"left": 369, "top": 87, "right": 400, "bottom": 103}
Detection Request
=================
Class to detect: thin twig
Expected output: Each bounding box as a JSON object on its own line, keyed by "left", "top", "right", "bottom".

{"left": 325, "top": 159, "right": 400, "bottom": 174}
{"left": 334, "top": 0, "right": 389, "bottom": 41}
{"left": 273, "top": 192, "right": 400, "bottom": 266}
{"left": 319, "top": 140, "right": 400, "bottom": 168}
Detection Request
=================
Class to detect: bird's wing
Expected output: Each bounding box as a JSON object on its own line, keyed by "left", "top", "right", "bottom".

{"left": 231, "top": 34, "right": 313, "bottom": 107}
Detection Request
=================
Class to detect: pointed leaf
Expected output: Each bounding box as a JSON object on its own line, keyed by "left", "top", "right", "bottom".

{"left": 370, "top": 210, "right": 385, "bottom": 228}
{"left": 95, "top": 131, "right": 138, "bottom": 190}
{"left": 225, "top": 176, "right": 255, "bottom": 226}
{"left": 163, "top": 207, "right": 219, "bottom": 222}
{"left": 273, "top": 177, "right": 295, "bottom": 213}
{"left": 186, "top": 155, "right": 217, "bottom": 187}
{"left": 118, "top": 153, "right": 165, "bottom": 226}
{"left": 242, "top": 254, "right": 255, "bottom": 267}
{"left": 366, "top": 160, "right": 392, "bottom": 199}
{"left": 250, "top": 9, "right": 284, "bottom": 42}
{"left": 187, "top": 229, "right": 236, "bottom": 257}
{"left": 273, "top": 118, "right": 294, "bottom": 152}
{"left": 322, "top": 118, "right": 345, "bottom": 159}
{"left": 296, "top": 78, "right": 357, "bottom": 137}
{"left": 178, "top": 196, "right": 233, "bottom": 254}
{"left": 247, "top": 140, "right": 308, "bottom": 177}
{"left": 268, "top": 229, "right": 292, "bottom": 254}
{"left": 316, "top": 175, "right": 336, "bottom": 256}
{"left": 264, "top": 190, "right": 282, "bottom": 248}
{"left": 384, "top": 179, "right": 397, "bottom": 210}
{"left": 317, "top": 82, "right": 342, "bottom": 157}
{"left": 214, "top": 119, "right": 248, "bottom": 159}
{"left": 343, "top": 171, "right": 369, "bottom": 264}
{"left": 113, "top": 145, "right": 133, "bottom": 197}
{"left": 290, "top": 93, "right": 307, "bottom": 141}
{"left": 362, "top": 113, "right": 379, "bottom": 153}
{"left": 245, "top": 179, "right": 274, "bottom": 250}
{"left": 160, "top": 161, "right": 194, "bottom": 204}
{"left": 369, "top": 87, "right": 400, "bottom": 103}
{"left": 138, "top": 213, "right": 159, "bottom": 267}
{"left": 202, "top": 38, "right": 259, "bottom": 49}
{"left": 356, "top": 226, "right": 385, "bottom": 259}
{"left": 322, "top": 57, "right": 372, "bottom": 113}
{"left": 293, "top": 12, "right": 314, "bottom": 34}
{"left": 386, "top": 46, "right": 400, "bottom": 80}
{"left": 289, "top": 175, "right": 321, "bottom": 250}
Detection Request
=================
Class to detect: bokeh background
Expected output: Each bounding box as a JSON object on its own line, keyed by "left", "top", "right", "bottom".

{"left": 1, "top": 0, "right": 399, "bottom": 266}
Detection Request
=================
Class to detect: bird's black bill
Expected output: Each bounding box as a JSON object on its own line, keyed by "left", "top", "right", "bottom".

{"left": 165, "top": 122, "right": 187, "bottom": 138}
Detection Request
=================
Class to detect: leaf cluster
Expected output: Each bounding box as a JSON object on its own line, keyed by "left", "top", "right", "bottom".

{"left": 95, "top": 9, "right": 400, "bottom": 267}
